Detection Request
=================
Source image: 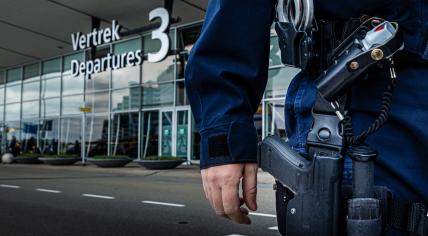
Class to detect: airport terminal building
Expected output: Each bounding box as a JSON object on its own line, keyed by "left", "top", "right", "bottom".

{"left": 0, "top": 0, "right": 297, "bottom": 163}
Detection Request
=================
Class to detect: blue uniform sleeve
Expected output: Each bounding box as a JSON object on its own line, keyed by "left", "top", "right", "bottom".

{"left": 314, "top": 0, "right": 391, "bottom": 19}
{"left": 185, "top": 0, "right": 275, "bottom": 169}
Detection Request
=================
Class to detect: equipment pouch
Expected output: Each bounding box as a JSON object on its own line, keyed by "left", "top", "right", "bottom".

{"left": 275, "top": 22, "right": 312, "bottom": 69}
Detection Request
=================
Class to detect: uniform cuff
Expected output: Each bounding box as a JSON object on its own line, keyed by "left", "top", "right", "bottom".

{"left": 199, "top": 121, "right": 259, "bottom": 169}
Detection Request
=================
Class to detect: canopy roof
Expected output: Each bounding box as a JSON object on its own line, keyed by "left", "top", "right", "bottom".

{"left": 0, "top": 0, "right": 207, "bottom": 68}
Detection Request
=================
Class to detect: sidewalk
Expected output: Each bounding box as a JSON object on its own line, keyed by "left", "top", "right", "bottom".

{"left": 0, "top": 162, "right": 275, "bottom": 184}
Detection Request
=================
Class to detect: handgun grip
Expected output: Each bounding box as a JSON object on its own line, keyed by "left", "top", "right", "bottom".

{"left": 258, "top": 136, "right": 312, "bottom": 192}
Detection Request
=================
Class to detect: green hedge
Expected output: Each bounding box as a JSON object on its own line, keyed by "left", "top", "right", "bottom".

{"left": 143, "top": 156, "right": 183, "bottom": 161}
{"left": 90, "top": 155, "right": 130, "bottom": 160}
{"left": 18, "top": 153, "right": 42, "bottom": 158}
{"left": 41, "top": 154, "right": 80, "bottom": 158}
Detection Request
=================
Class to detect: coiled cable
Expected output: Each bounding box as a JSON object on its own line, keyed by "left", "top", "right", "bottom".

{"left": 343, "top": 61, "right": 397, "bottom": 146}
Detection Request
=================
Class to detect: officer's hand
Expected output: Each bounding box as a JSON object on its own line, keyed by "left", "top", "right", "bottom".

{"left": 201, "top": 163, "right": 258, "bottom": 224}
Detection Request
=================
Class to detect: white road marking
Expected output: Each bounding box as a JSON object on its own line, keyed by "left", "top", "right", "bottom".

{"left": 224, "top": 234, "right": 247, "bottom": 236}
{"left": 35, "top": 188, "right": 61, "bottom": 194}
{"left": 249, "top": 212, "right": 276, "bottom": 218}
{"left": 142, "top": 200, "right": 185, "bottom": 207}
{"left": 268, "top": 226, "right": 279, "bottom": 231}
{"left": 82, "top": 194, "right": 115, "bottom": 200}
{"left": 0, "top": 184, "right": 21, "bottom": 189}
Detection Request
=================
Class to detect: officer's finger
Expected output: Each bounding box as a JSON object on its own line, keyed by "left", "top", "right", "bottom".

{"left": 240, "top": 207, "right": 249, "bottom": 215}
{"left": 201, "top": 170, "right": 214, "bottom": 211}
{"left": 211, "top": 186, "right": 226, "bottom": 217}
{"left": 222, "top": 185, "right": 251, "bottom": 224}
{"left": 201, "top": 170, "right": 210, "bottom": 200}
{"left": 242, "top": 163, "right": 258, "bottom": 211}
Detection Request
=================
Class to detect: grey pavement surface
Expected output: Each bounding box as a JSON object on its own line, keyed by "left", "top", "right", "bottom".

{"left": 0, "top": 163, "right": 279, "bottom": 236}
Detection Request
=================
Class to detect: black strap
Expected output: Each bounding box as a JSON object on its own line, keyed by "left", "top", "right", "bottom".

{"left": 341, "top": 185, "right": 427, "bottom": 235}
{"left": 208, "top": 134, "right": 229, "bottom": 158}
{"left": 313, "top": 93, "right": 337, "bottom": 115}
{"left": 410, "top": 203, "right": 427, "bottom": 235}
{"left": 389, "top": 199, "right": 428, "bottom": 235}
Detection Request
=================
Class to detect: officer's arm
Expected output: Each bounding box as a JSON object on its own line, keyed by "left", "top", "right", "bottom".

{"left": 185, "top": 0, "right": 274, "bottom": 224}
{"left": 186, "top": 0, "right": 274, "bottom": 170}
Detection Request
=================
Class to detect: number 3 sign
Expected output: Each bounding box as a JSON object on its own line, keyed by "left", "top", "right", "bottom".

{"left": 148, "top": 8, "right": 171, "bottom": 63}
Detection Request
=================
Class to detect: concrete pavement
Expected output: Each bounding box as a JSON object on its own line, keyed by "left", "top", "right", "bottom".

{"left": 0, "top": 163, "right": 278, "bottom": 236}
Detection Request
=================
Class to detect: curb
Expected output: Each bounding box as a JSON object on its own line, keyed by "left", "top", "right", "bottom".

{"left": 0, "top": 162, "right": 275, "bottom": 184}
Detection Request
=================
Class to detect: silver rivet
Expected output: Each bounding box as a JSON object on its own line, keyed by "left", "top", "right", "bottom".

{"left": 290, "top": 208, "right": 296, "bottom": 215}
{"left": 318, "top": 128, "right": 331, "bottom": 141}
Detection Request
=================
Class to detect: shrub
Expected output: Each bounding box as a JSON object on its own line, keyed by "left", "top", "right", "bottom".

{"left": 143, "top": 156, "right": 183, "bottom": 161}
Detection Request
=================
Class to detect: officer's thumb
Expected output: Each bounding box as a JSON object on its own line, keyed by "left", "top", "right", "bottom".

{"left": 242, "top": 163, "right": 258, "bottom": 211}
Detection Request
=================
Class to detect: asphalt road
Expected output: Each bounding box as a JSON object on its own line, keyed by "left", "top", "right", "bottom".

{"left": 0, "top": 164, "right": 279, "bottom": 236}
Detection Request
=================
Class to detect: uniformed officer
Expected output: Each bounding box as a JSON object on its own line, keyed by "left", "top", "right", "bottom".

{"left": 185, "top": 0, "right": 428, "bottom": 234}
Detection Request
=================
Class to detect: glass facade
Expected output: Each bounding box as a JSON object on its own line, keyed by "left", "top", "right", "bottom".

{"left": 261, "top": 31, "right": 301, "bottom": 141}
{"left": 0, "top": 22, "right": 297, "bottom": 162}
{"left": 60, "top": 116, "right": 81, "bottom": 155}
{"left": 110, "top": 112, "right": 139, "bottom": 158}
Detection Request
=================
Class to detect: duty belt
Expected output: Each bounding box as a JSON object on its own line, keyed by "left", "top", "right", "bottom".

{"left": 340, "top": 185, "right": 428, "bottom": 235}
{"left": 389, "top": 199, "right": 428, "bottom": 235}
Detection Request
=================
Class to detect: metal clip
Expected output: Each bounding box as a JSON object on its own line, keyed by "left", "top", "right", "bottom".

{"left": 330, "top": 101, "right": 345, "bottom": 121}
{"left": 389, "top": 59, "right": 397, "bottom": 79}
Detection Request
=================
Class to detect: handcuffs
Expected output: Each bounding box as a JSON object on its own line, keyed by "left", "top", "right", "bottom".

{"left": 275, "top": 0, "right": 315, "bottom": 69}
